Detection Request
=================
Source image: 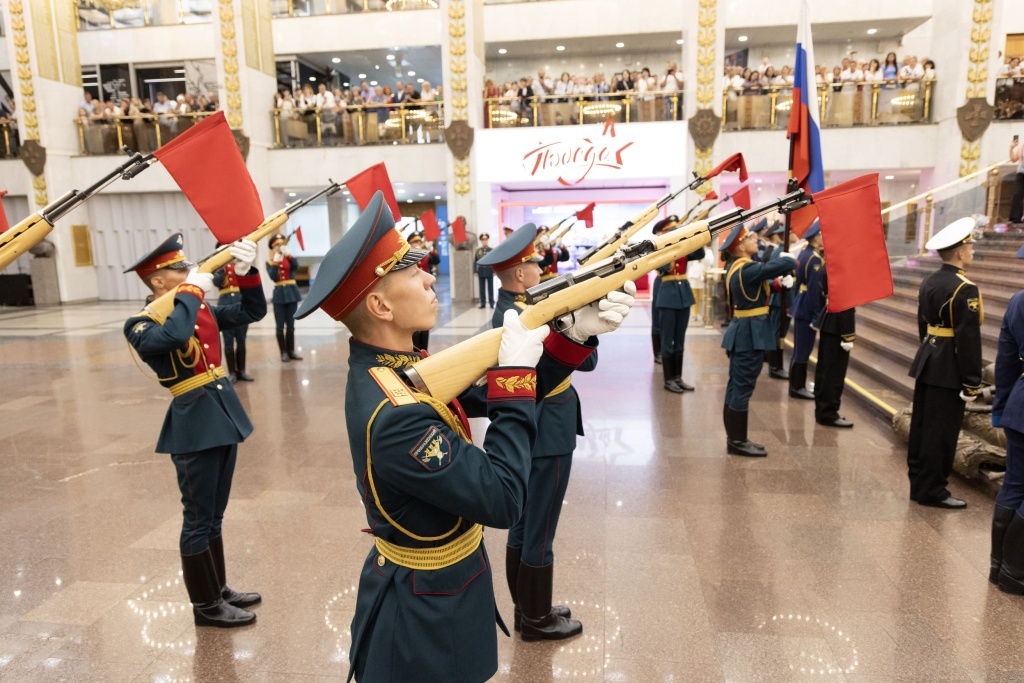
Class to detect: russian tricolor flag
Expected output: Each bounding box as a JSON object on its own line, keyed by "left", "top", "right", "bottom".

{"left": 787, "top": 0, "right": 824, "bottom": 236}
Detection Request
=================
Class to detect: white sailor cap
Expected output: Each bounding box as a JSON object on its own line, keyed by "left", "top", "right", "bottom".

{"left": 925, "top": 217, "right": 976, "bottom": 252}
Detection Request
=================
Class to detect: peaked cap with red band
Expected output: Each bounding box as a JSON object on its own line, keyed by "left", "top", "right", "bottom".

{"left": 123, "top": 232, "right": 193, "bottom": 279}
{"left": 718, "top": 223, "right": 750, "bottom": 253}
{"left": 476, "top": 223, "right": 544, "bottom": 272}
{"left": 294, "top": 191, "right": 429, "bottom": 321}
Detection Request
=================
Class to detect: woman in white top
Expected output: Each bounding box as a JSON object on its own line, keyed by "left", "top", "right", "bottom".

{"left": 637, "top": 67, "right": 656, "bottom": 101}
{"left": 554, "top": 72, "right": 573, "bottom": 101}
{"left": 1000, "top": 57, "right": 1021, "bottom": 78}
{"left": 864, "top": 59, "right": 883, "bottom": 83}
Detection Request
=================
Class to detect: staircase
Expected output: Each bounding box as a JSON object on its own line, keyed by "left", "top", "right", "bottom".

{"left": 839, "top": 229, "right": 1022, "bottom": 413}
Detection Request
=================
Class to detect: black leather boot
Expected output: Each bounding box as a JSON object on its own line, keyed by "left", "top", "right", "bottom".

{"left": 724, "top": 406, "right": 767, "bottom": 457}
{"left": 224, "top": 345, "right": 237, "bottom": 383}
{"left": 181, "top": 549, "right": 256, "bottom": 627}
{"left": 276, "top": 330, "right": 289, "bottom": 362}
{"left": 652, "top": 330, "right": 662, "bottom": 365}
{"left": 991, "top": 506, "right": 1016, "bottom": 584}
{"left": 235, "top": 345, "right": 254, "bottom": 382}
{"left": 768, "top": 350, "right": 789, "bottom": 380}
{"left": 789, "top": 363, "right": 814, "bottom": 399}
{"left": 998, "top": 512, "right": 1024, "bottom": 594}
{"left": 518, "top": 562, "right": 581, "bottom": 642}
{"left": 209, "top": 535, "right": 261, "bottom": 608}
{"left": 286, "top": 328, "right": 303, "bottom": 361}
{"left": 507, "top": 548, "right": 570, "bottom": 632}
{"left": 673, "top": 351, "right": 694, "bottom": 391}
{"left": 663, "top": 351, "right": 683, "bottom": 393}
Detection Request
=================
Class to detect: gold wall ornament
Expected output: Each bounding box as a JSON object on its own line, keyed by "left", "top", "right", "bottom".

{"left": 19, "top": 140, "right": 46, "bottom": 176}
{"left": 219, "top": 0, "right": 245, "bottom": 129}
{"left": 959, "top": 0, "right": 993, "bottom": 176}
{"left": 692, "top": 0, "right": 718, "bottom": 196}
{"left": 71, "top": 225, "right": 94, "bottom": 266}
{"left": 8, "top": 0, "right": 41, "bottom": 141}
{"left": 31, "top": 173, "right": 48, "bottom": 208}
{"left": 445, "top": 120, "right": 473, "bottom": 160}
{"left": 688, "top": 108, "right": 721, "bottom": 150}
{"left": 446, "top": 0, "right": 471, "bottom": 194}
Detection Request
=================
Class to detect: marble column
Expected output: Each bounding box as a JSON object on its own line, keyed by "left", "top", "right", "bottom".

{"left": 439, "top": 0, "right": 485, "bottom": 304}
{"left": 3, "top": 0, "right": 96, "bottom": 302}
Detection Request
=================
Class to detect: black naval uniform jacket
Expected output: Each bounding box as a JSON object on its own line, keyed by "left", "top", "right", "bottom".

{"left": 124, "top": 274, "right": 266, "bottom": 454}
{"left": 492, "top": 288, "right": 598, "bottom": 456}
{"left": 814, "top": 268, "right": 856, "bottom": 341}
{"left": 909, "top": 263, "right": 983, "bottom": 393}
{"left": 344, "top": 335, "right": 595, "bottom": 683}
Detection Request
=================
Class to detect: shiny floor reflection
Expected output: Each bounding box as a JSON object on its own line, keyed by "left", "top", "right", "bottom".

{"left": 0, "top": 297, "right": 1020, "bottom": 682}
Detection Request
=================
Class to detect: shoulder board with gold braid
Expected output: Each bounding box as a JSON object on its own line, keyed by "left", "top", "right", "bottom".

{"left": 368, "top": 367, "right": 421, "bottom": 406}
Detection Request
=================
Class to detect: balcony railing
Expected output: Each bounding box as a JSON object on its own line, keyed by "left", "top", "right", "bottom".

{"left": 0, "top": 122, "right": 18, "bottom": 159}
{"left": 722, "top": 81, "right": 934, "bottom": 131}
{"left": 484, "top": 90, "right": 682, "bottom": 128}
{"left": 271, "top": 101, "right": 445, "bottom": 147}
{"left": 271, "top": 0, "right": 437, "bottom": 18}
{"left": 996, "top": 77, "right": 1024, "bottom": 120}
{"left": 74, "top": 112, "right": 217, "bottom": 155}
{"left": 76, "top": 0, "right": 212, "bottom": 30}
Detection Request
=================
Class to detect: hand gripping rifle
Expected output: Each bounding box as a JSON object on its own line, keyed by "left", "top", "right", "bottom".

{"left": 403, "top": 189, "right": 809, "bottom": 404}
{"left": 142, "top": 180, "right": 341, "bottom": 322}
{"left": 0, "top": 151, "right": 151, "bottom": 271}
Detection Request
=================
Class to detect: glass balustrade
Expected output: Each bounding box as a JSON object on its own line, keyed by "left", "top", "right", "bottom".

{"left": 271, "top": 0, "right": 436, "bottom": 18}
{"left": 995, "top": 78, "right": 1024, "bottom": 120}
{"left": 74, "top": 111, "right": 217, "bottom": 155}
{"left": 271, "top": 101, "right": 445, "bottom": 147}
{"left": 76, "top": 0, "right": 213, "bottom": 30}
{"left": 484, "top": 90, "right": 683, "bottom": 128}
{"left": 722, "top": 81, "right": 934, "bottom": 131}
{"left": 0, "top": 122, "right": 18, "bottom": 159}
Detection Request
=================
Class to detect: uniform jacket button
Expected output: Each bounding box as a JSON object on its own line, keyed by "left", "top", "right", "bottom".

{"left": 216, "top": 384, "right": 223, "bottom": 390}
{"left": 203, "top": 343, "right": 209, "bottom": 349}
{"left": 377, "top": 556, "right": 386, "bottom": 567}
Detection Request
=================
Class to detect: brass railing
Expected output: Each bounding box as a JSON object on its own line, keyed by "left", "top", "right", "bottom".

{"left": 484, "top": 90, "right": 682, "bottom": 128}
{"left": 271, "top": 101, "right": 445, "bottom": 147}
{"left": 0, "top": 122, "right": 17, "bottom": 159}
{"left": 76, "top": 0, "right": 212, "bottom": 29}
{"left": 271, "top": 0, "right": 437, "bottom": 18}
{"left": 74, "top": 112, "right": 218, "bottom": 155}
{"left": 722, "top": 80, "right": 935, "bottom": 131}
{"left": 995, "top": 77, "right": 1024, "bottom": 120}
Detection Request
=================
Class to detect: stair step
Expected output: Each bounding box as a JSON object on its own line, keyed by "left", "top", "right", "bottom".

{"left": 864, "top": 296, "right": 1005, "bottom": 338}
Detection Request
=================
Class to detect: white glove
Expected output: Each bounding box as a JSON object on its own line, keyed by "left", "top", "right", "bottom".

{"left": 840, "top": 341, "right": 854, "bottom": 352}
{"left": 228, "top": 239, "right": 257, "bottom": 275}
{"left": 498, "top": 309, "right": 549, "bottom": 367}
{"left": 184, "top": 268, "right": 215, "bottom": 295}
{"left": 561, "top": 281, "right": 637, "bottom": 343}
{"left": 280, "top": 246, "right": 291, "bottom": 258}
{"left": 960, "top": 390, "right": 978, "bottom": 403}
{"left": 271, "top": 250, "right": 284, "bottom": 263}
{"left": 540, "top": 235, "right": 551, "bottom": 247}
{"left": 780, "top": 275, "right": 795, "bottom": 289}
{"left": 779, "top": 251, "right": 797, "bottom": 262}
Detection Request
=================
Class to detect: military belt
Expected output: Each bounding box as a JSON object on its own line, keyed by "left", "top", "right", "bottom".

{"left": 661, "top": 274, "right": 687, "bottom": 282}
{"left": 218, "top": 286, "right": 240, "bottom": 295}
{"left": 546, "top": 376, "right": 572, "bottom": 398}
{"left": 169, "top": 366, "right": 227, "bottom": 397}
{"left": 374, "top": 523, "right": 483, "bottom": 570}
{"left": 733, "top": 306, "right": 770, "bottom": 318}
{"left": 799, "top": 284, "right": 808, "bottom": 293}
{"left": 927, "top": 325, "right": 955, "bottom": 338}
{"left": 275, "top": 279, "right": 297, "bottom": 287}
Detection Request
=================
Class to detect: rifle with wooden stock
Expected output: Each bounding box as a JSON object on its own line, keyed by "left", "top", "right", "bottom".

{"left": 0, "top": 152, "right": 150, "bottom": 271}
{"left": 403, "top": 189, "right": 809, "bottom": 404}
{"left": 142, "top": 180, "right": 341, "bottom": 322}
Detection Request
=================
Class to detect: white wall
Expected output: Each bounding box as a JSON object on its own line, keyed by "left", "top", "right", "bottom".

{"left": 484, "top": 0, "right": 685, "bottom": 44}
{"left": 266, "top": 144, "right": 448, "bottom": 188}
{"left": 717, "top": 0, "right": 933, "bottom": 27}
{"left": 0, "top": 37, "right": 8, "bottom": 71}
{"left": 273, "top": 11, "right": 443, "bottom": 55}
{"left": 77, "top": 24, "right": 216, "bottom": 66}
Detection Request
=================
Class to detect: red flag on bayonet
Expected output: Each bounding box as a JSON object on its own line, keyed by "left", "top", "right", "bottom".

{"left": 706, "top": 153, "right": 748, "bottom": 182}
{"left": 730, "top": 185, "right": 752, "bottom": 211}
{"left": 293, "top": 226, "right": 305, "bottom": 251}
{"left": 420, "top": 209, "right": 440, "bottom": 241}
{"left": 575, "top": 202, "right": 596, "bottom": 228}
{"left": 152, "top": 112, "right": 263, "bottom": 244}
{"left": 813, "top": 173, "right": 892, "bottom": 312}
{"left": 704, "top": 191, "right": 718, "bottom": 201}
{"left": 0, "top": 190, "right": 8, "bottom": 234}
{"left": 345, "top": 163, "right": 402, "bottom": 220}
{"left": 451, "top": 216, "right": 467, "bottom": 244}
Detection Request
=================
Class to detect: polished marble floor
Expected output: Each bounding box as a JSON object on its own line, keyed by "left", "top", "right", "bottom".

{"left": 0, "top": 293, "right": 1019, "bottom": 683}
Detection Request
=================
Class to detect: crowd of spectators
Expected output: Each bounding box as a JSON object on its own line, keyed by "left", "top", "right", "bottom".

{"left": 274, "top": 80, "right": 443, "bottom": 114}
{"left": 75, "top": 90, "right": 219, "bottom": 124}
{"left": 484, "top": 62, "right": 683, "bottom": 107}
{"left": 723, "top": 53, "right": 937, "bottom": 93}
{"left": 996, "top": 55, "right": 1024, "bottom": 120}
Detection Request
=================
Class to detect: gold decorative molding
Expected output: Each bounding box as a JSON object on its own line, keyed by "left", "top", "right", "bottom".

{"left": 218, "top": 0, "right": 244, "bottom": 129}
{"left": 447, "top": 0, "right": 470, "bottom": 195}
{"left": 32, "top": 174, "right": 49, "bottom": 209}
{"left": 71, "top": 224, "right": 94, "bottom": 266}
{"left": 960, "top": 0, "right": 993, "bottom": 177}
{"left": 9, "top": 0, "right": 47, "bottom": 207}
{"left": 693, "top": 0, "right": 717, "bottom": 195}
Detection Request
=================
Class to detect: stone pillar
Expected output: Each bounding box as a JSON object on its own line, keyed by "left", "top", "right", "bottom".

{"left": 681, "top": 0, "right": 724, "bottom": 202}
{"left": 3, "top": 0, "right": 97, "bottom": 302}
{"left": 439, "top": 0, "right": 485, "bottom": 304}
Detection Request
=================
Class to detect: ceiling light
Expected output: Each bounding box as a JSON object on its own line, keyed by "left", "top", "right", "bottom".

{"left": 375, "top": 65, "right": 380, "bottom": 69}
{"left": 738, "top": 35, "right": 748, "bottom": 42}
{"left": 418, "top": 192, "right": 425, "bottom": 197}
{"left": 343, "top": 82, "right": 350, "bottom": 87}
{"left": 867, "top": 28, "right": 878, "bottom": 35}
{"left": 397, "top": 189, "right": 405, "bottom": 194}
{"left": 332, "top": 57, "right": 341, "bottom": 64}
{"left": 288, "top": 192, "right": 297, "bottom": 197}
{"left": 417, "top": 78, "right": 424, "bottom": 83}
{"left": 386, "top": 54, "right": 394, "bottom": 60}
{"left": 884, "top": 175, "right": 895, "bottom": 180}
{"left": 615, "top": 42, "right": 624, "bottom": 48}
{"left": 358, "top": 73, "right": 366, "bottom": 78}
{"left": 676, "top": 39, "right": 684, "bottom": 45}
{"left": 556, "top": 46, "right": 565, "bottom": 51}
{"left": 434, "top": 195, "right": 441, "bottom": 200}
{"left": 407, "top": 70, "right": 416, "bottom": 76}
{"left": 498, "top": 48, "right": 507, "bottom": 55}
{"left": 309, "top": 76, "right": 316, "bottom": 81}
{"left": 754, "top": 178, "right": 762, "bottom": 183}
{"left": 370, "top": 80, "right": 378, "bottom": 86}
{"left": 406, "top": 199, "right": 413, "bottom": 203}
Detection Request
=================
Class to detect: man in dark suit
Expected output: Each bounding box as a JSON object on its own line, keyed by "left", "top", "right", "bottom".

{"left": 124, "top": 234, "right": 265, "bottom": 627}
{"left": 907, "top": 217, "right": 983, "bottom": 509}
